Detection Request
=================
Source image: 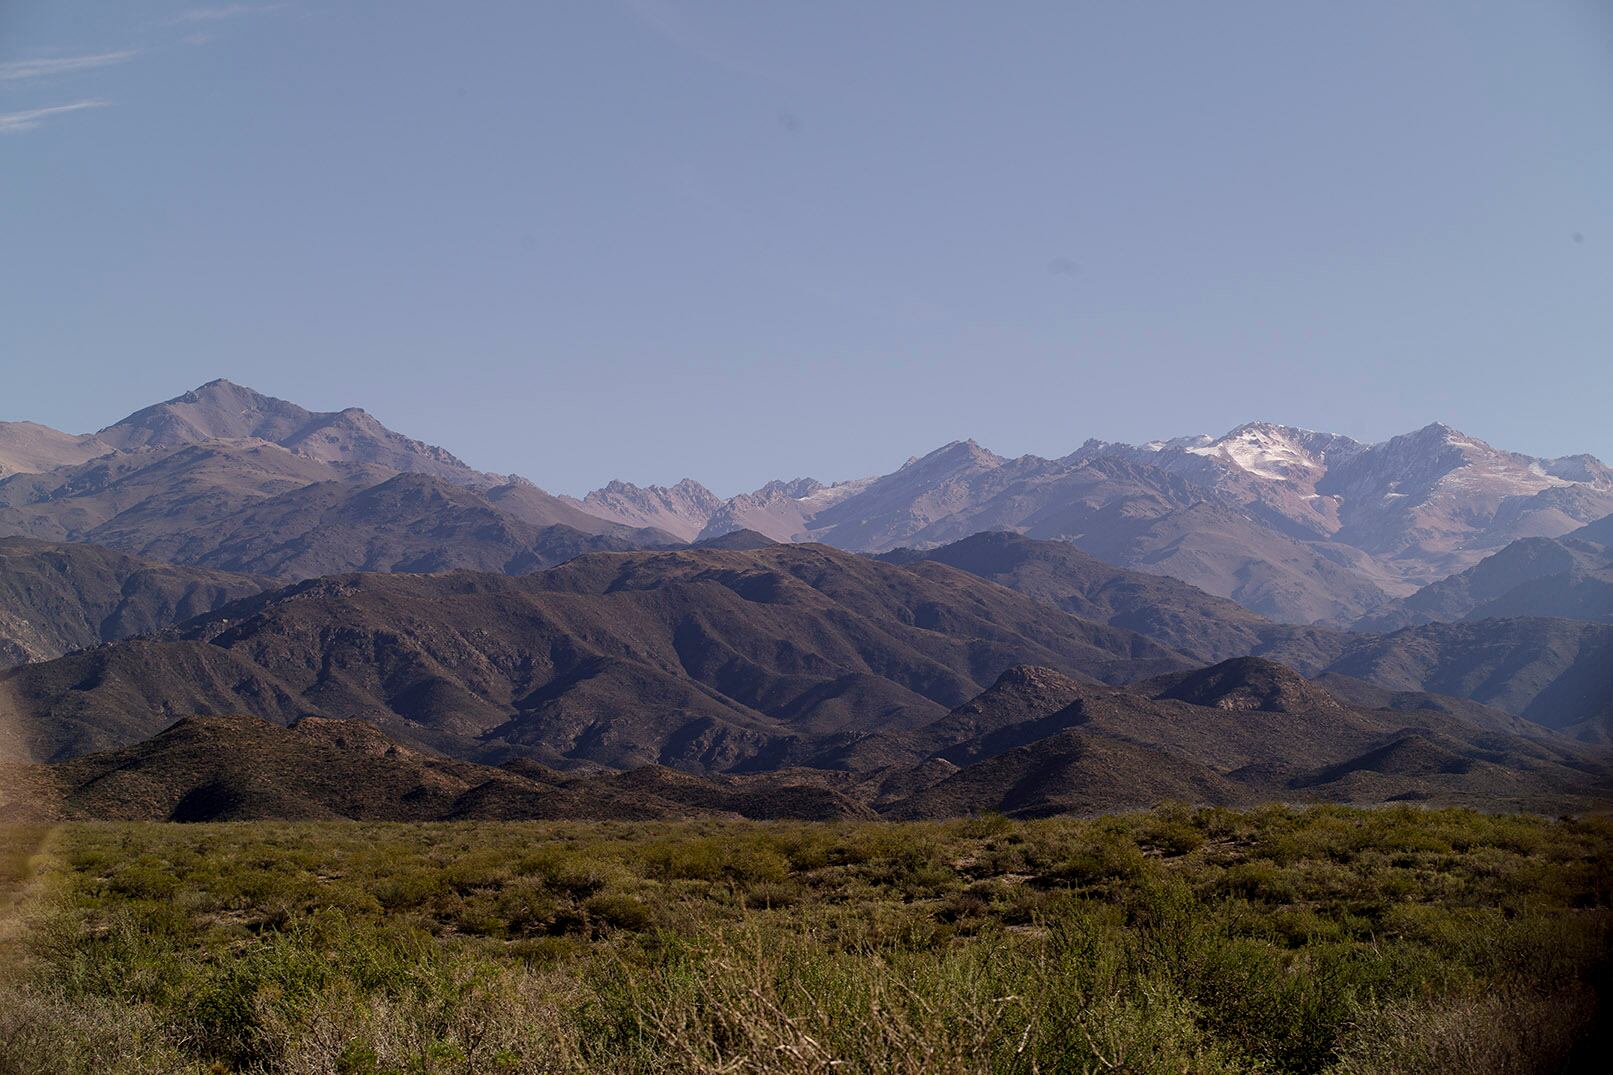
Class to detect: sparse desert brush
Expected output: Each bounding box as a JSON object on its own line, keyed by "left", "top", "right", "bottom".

{"left": 0, "top": 806, "right": 1608, "bottom": 1074}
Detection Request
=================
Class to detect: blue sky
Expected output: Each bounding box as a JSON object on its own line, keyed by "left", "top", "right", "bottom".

{"left": 2, "top": 2, "right": 1610, "bottom": 495}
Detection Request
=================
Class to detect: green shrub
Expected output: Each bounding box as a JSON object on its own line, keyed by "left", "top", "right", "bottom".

{"left": 1046, "top": 835, "right": 1150, "bottom": 887}
{"left": 6, "top": 807, "right": 1607, "bottom": 1074}
{"left": 584, "top": 894, "right": 654, "bottom": 932}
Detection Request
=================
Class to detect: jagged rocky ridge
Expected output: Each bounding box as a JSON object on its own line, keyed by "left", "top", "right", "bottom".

{"left": 579, "top": 423, "right": 1613, "bottom": 625}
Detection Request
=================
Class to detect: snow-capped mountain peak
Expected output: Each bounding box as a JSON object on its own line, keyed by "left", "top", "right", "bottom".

{"left": 1180, "top": 422, "right": 1366, "bottom": 483}
{"left": 1186, "top": 424, "right": 1319, "bottom": 481}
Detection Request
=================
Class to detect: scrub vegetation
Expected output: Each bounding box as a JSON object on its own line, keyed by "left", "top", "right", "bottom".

{"left": 1, "top": 805, "right": 1608, "bottom": 1074}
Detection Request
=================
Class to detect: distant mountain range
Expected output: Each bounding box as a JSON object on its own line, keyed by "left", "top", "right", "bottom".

{"left": 6, "top": 380, "right": 1610, "bottom": 625}
{"left": 1, "top": 379, "right": 1609, "bottom": 822}
{"left": 580, "top": 423, "right": 1613, "bottom": 624}
{"left": 1357, "top": 513, "right": 1613, "bottom": 631}
{"left": 4, "top": 541, "right": 1607, "bottom": 777}
{"left": 0, "top": 542, "right": 1191, "bottom": 766}
{"left": 878, "top": 532, "right": 1611, "bottom": 739}
{"left": 0, "top": 377, "right": 495, "bottom": 486}
{"left": 0, "top": 381, "right": 674, "bottom": 585}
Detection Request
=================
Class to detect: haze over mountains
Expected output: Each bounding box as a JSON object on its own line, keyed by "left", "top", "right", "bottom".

{"left": 1, "top": 379, "right": 1608, "bottom": 819}
{"left": 0, "top": 381, "right": 673, "bottom": 586}
{"left": 1357, "top": 514, "right": 1613, "bottom": 631}
{"left": 881, "top": 532, "right": 1612, "bottom": 737}
{"left": 581, "top": 423, "right": 1613, "bottom": 624}
{"left": 6, "top": 380, "right": 1609, "bottom": 626}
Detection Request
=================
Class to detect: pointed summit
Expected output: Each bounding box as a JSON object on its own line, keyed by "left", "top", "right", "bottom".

{"left": 96, "top": 380, "right": 315, "bottom": 451}
{"left": 908, "top": 439, "right": 1004, "bottom": 473}
{"left": 90, "top": 379, "right": 492, "bottom": 486}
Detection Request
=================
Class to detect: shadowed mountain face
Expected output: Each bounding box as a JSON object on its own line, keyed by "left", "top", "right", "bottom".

{"left": 881, "top": 658, "right": 1605, "bottom": 818}
{"left": 117, "top": 471, "right": 658, "bottom": 580}
{"left": 10, "top": 656, "right": 1599, "bottom": 824}
{"left": 878, "top": 531, "right": 1342, "bottom": 665}
{"left": 2, "top": 714, "right": 873, "bottom": 823}
{"left": 6, "top": 529, "right": 1606, "bottom": 770}
{"left": 1356, "top": 514, "right": 1613, "bottom": 631}
{"left": 0, "top": 538, "right": 270, "bottom": 666}
{"left": 5, "top": 535, "right": 1605, "bottom": 792}
{"left": 1320, "top": 618, "right": 1613, "bottom": 738}
{"left": 875, "top": 532, "right": 1612, "bottom": 733}
{"left": 1148, "top": 656, "right": 1344, "bottom": 713}
{"left": 0, "top": 543, "right": 1192, "bottom": 766}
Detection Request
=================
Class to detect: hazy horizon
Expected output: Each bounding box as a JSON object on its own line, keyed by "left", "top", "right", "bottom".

{"left": 5, "top": 1, "right": 1610, "bottom": 493}
{"left": 7, "top": 373, "right": 1610, "bottom": 499}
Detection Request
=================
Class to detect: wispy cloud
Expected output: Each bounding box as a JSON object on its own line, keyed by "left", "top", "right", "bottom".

{"left": 0, "top": 100, "right": 107, "bottom": 134}
{"left": 0, "top": 50, "right": 136, "bottom": 81}
{"left": 176, "top": 3, "right": 284, "bottom": 22}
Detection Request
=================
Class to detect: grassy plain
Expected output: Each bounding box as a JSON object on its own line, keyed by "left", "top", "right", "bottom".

{"left": 0, "top": 806, "right": 1609, "bottom": 1074}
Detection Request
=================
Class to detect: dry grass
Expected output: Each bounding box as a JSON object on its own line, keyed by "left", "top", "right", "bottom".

{"left": 0, "top": 806, "right": 1608, "bottom": 1074}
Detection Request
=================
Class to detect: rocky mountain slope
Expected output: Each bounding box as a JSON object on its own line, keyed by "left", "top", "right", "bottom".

{"left": 873, "top": 532, "right": 1611, "bottom": 734}
{"left": 1356, "top": 514, "right": 1613, "bottom": 631}
{"left": 87, "top": 378, "right": 500, "bottom": 487}
{"left": 1, "top": 378, "right": 496, "bottom": 486}
{"left": 581, "top": 422, "right": 1613, "bottom": 625}
{"left": 3, "top": 713, "right": 872, "bottom": 823}
{"left": 4, "top": 540, "right": 1606, "bottom": 772}
{"left": 0, "top": 543, "right": 1192, "bottom": 766}
{"left": 0, "top": 538, "right": 269, "bottom": 666}
{"left": 880, "top": 658, "right": 1603, "bottom": 818}
{"left": 0, "top": 421, "right": 110, "bottom": 478}
{"left": 7, "top": 657, "right": 1601, "bottom": 822}
{"left": 0, "top": 452, "right": 662, "bottom": 583}
{"left": 571, "top": 479, "right": 726, "bottom": 542}
{"left": 0, "top": 382, "right": 671, "bottom": 581}
{"left": 11, "top": 384, "right": 1609, "bottom": 626}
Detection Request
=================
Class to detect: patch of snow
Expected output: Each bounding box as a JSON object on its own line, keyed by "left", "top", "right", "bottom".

{"left": 794, "top": 477, "right": 875, "bottom": 509}
{"left": 1140, "top": 434, "right": 1214, "bottom": 453}
{"left": 1185, "top": 425, "right": 1320, "bottom": 481}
